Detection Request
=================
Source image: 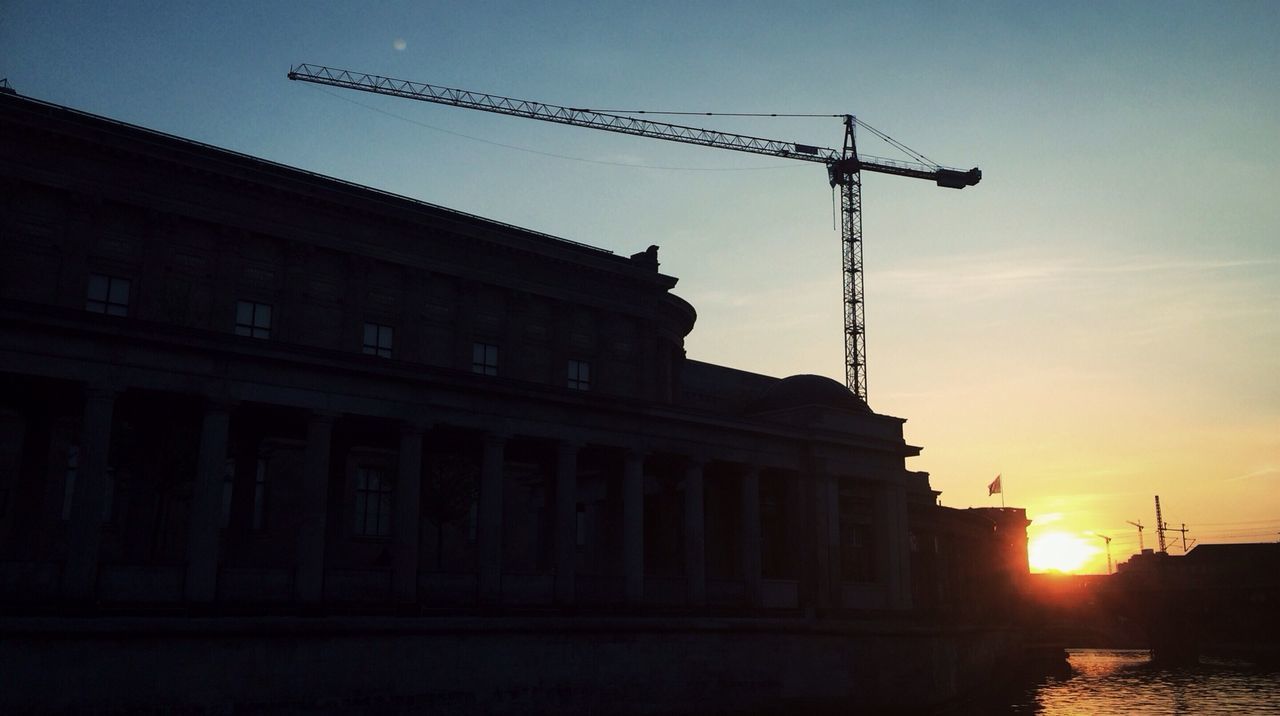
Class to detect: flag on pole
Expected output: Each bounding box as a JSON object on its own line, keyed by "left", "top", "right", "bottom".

{"left": 988, "top": 474, "right": 1002, "bottom": 496}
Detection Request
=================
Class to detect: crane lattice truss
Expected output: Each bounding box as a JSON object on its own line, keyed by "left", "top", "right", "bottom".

{"left": 288, "top": 64, "right": 981, "bottom": 401}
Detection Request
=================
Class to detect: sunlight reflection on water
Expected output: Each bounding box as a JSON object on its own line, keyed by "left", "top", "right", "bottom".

{"left": 958, "top": 649, "right": 1280, "bottom": 715}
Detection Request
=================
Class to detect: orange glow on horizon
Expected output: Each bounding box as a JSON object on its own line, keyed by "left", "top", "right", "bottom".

{"left": 1027, "top": 532, "right": 1099, "bottom": 574}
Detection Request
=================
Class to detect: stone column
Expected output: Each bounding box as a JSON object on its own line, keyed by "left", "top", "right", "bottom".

{"left": 800, "top": 461, "right": 839, "bottom": 612}
{"left": 393, "top": 423, "right": 425, "bottom": 603}
{"left": 740, "top": 465, "right": 762, "bottom": 608}
{"left": 63, "top": 385, "right": 117, "bottom": 601}
{"left": 877, "top": 479, "right": 913, "bottom": 610}
{"left": 683, "top": 458, "right": 706, "bottom": 607}
{"left": 477, "top": 432, "right": 506, "bottom": 605}
{"left": 554, "top": 441, "right": 579, "bottom": 606}
{"left": 184, "top": 400, "right": 232, "bottom": 603}
{"left": 622, "top": 449, "right": 645, "bottom": 605}
{"left": 824, "top": 472, "right": 843, "bottom": 609}
{"left": 295, "top": 412, "right": 335, "bottom": 604}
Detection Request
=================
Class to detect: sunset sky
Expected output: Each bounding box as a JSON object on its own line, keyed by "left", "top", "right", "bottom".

{"left": 4, "top": 1, "right": 1277, "bottom": 572}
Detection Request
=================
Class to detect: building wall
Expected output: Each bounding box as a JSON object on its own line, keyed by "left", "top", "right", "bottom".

{"left": 0, "top": 91, "right": 934, "bottom": 615}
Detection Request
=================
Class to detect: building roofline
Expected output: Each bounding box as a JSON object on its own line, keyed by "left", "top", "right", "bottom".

{"left": 0, "top": 91, "right": 646, "bottom": 265}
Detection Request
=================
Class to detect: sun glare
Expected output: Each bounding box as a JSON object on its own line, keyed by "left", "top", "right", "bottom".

{"left": 1028, "top": 532, "right": 1097, "bottom": 573}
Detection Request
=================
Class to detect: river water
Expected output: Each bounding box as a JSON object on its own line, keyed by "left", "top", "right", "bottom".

{"left": 949, "top": 649, "right": 1280, "bottom": 715}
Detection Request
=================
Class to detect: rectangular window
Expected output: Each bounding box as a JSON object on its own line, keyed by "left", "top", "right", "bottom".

{"left": 841, "top": 523, "right": 876, "bottom": 582}
{"left": 472, "top": 342, "right": 498, "bottom": 376}
{"left": 362, "top": 322, "right": 394, "bottom": 358}
{"left": 354, "top": 466, "right": 392, "bottom": 537}
{"left": 567, "top": 359, "right": 591, "bottom": 391}
{"left": 251, "top": 458, "right": 268, "bottom": 531}
{"left": 838, "top": 484, "right": 876, "bottom": 582}
{"left": 235, "top": 300, "right": 272, "bottom": 339}
{"left": 86, "top": 274, "right": 131, "bottom": 316}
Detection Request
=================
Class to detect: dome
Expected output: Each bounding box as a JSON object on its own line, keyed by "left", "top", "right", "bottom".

{"left": 746, "top": 374, "right": 869, "bottom": 414}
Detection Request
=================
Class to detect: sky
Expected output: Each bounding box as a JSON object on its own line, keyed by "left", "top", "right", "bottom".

{"left": 4, "top": 1, "right": 1278, "bottom": 572}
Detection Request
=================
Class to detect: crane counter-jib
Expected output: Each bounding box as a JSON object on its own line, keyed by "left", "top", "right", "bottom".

{"left": 287, "top": 63, "right": 982, "bottom": 401}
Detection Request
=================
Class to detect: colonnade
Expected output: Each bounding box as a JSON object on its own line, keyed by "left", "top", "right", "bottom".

{"left": 54, "top": 383, "right": 910, "bottom": 610}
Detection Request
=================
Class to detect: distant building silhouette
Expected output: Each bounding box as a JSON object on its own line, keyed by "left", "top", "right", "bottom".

{"left": 0, "top": 91, "right": 1030, "bottom": 712}
{"left": 1112, "top": 542, "right": 1280, "bottom": 660}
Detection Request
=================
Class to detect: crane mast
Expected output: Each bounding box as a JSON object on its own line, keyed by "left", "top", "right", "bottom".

{"left": 288, "top": 64, "right": 981, "bottom": 401}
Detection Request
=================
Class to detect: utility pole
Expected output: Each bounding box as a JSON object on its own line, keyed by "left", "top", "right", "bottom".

{"left": 1096, "top": 533, "right": 1114, "bottom": 575}
{"left": 1168, "top": 523, "right": 1194, "bottom": 553}
{"left": 1127, "top": 520, "right": 1145, "bottom": 551}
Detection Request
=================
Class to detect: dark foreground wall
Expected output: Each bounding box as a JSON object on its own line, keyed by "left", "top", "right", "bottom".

{"left": 1, "top": 617, "right": 1019, "bottom": 714}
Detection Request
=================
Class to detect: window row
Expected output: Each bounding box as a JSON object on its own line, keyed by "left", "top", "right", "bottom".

{"left": 85, "top": 275, "right": 594, "bottom": 390}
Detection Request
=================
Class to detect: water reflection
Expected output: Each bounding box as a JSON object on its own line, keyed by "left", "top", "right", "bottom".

{"left": 953, "top": 649, "right": 1280, "bottom": 715}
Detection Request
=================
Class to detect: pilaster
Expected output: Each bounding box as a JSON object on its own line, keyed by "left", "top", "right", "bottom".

{"left": 295, "top": 411, "right": 336, "bottom": 603}
{"left": 477, "top": 432, "right": 507, "bottom": 604}
{"left": 62, "top": 385, "right": 118, "bottom": 601}
{"left": 184, "top": 399, "right": 233, "bottom": 603}
{"left": 682, "top": 457, "right": 707, "bottom": 607}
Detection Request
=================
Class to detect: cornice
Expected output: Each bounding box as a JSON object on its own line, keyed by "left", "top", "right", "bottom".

{"left": 0, "top": 93, "right": 678, "bottom": 290}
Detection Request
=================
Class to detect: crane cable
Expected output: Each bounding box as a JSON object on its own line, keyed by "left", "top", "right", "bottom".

{"left": 854, "top": 118, "right": 939, "bottom": 169}
{"left": 597, "top": 109, "right": 946, "bottom": 170}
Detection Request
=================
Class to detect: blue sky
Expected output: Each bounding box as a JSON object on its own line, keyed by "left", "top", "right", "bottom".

{"left": 5, "top": 1, "right": 1278, "bottom": 570}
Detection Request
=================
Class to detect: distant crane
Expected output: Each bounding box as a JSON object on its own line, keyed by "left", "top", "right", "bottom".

{"left": 1155, "top": 496, "right": 1168, "bottom": 552}
{"left": 1127, "top": 519, "right": 1145, "bottom": 551}
{"left": 287, "top": 64, "right": 982, "bottom": 402}
{"left": 1096, "top": 533, "right": 1114, "bottom": 575}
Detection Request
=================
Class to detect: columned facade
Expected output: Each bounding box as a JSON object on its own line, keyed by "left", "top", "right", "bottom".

{"left": 10, "top": 377, "right": 924, "bottom": 611}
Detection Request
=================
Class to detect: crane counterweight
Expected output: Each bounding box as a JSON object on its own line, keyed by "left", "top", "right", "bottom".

{"left": 936, "top": 168, "right": 983, "bottom": 189}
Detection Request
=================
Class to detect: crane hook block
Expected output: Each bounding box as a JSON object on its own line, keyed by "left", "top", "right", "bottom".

{"left": 935, "top": 167, "right": 982, "bottom": 189}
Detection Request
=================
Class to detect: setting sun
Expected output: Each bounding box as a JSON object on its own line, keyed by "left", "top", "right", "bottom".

{"left": 1028, "top": 532, "right": 1098, "bottom": 573}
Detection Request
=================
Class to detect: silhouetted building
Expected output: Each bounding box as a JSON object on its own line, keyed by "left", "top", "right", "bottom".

{"left": 907, "top": 492, "right": 1030, "bottom": 618}
{"left": 0, "top": 91, "right": 1037, "bottom": 713}
{"left": 1113, "top": 543, "right": 1280, "bottom": 656}
{"left": 0, "top": 90, "right": 948, "bottom": 613}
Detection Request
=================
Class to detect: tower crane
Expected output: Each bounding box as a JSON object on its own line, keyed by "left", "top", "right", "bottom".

{"left": 287, "top": 65, "right": 982, "bottom": 402}
{"left": 1127, "top": 519, "right": 1145, "bottom": 551}
{"left": 1096, "top": 533, "right": 1114, "bottom": 575}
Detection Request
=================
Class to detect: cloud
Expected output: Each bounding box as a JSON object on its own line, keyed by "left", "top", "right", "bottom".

{"left": 1227, "top": 466, "right": 1280, "bottom": 482}
{"left": 1032, "top": 511, "right": 1064, "bottom": 525}
{"left": 877, "top": 251, "right": 1279, "bottom": 303}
